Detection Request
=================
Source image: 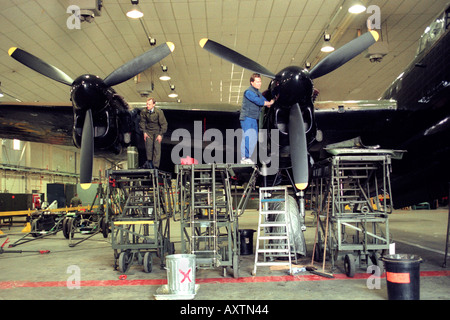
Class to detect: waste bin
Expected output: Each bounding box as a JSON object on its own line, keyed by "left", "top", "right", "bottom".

{"left": 239, "top": 229, "right": 255, "bottom": 255}
{"left": 382, "top": 254, "right": 422, "bottom": 300}
{"left": 166, "top": 254, "right": 196, "bottom": 295}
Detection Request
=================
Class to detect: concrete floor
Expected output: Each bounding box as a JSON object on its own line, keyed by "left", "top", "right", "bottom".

{"left": 1, "top": 207, "right": 449, "bottom": 304}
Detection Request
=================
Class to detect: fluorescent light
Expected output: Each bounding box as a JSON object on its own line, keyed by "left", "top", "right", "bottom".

{"left": 160, "top": 65, "right": 170, "bottom": 80}
{"left": 349, "top": 3, "right": 366, "bottom": 14}
{"left": 126, "top": 1, "right": 143, "bottom": 19}
{"left": 127, "top": 8, "right": 143, "bottom": 18}
{"left": 321, "top": 43, "right": 335, "bottom": 52}
{"left": 321, "top": 40, "right": 334, "bottom": 52}
{"left": 159, "top": 75, "right": 171, "bottom": 81}
{"left": 168, "top": 92, "right": 178, "bottom": 98}
{"left": 321, "top": 33, "right": 334, "bottom": 52}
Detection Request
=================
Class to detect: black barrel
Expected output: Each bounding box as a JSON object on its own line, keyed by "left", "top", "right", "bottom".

{"left": 382, "top": 254, "right": 422, "bottom": 300}
{"left": 239, "top": 229, "right": 255, "bottom": 255}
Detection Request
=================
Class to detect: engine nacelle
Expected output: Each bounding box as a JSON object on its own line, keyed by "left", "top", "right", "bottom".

{"left": 71, "top": 74, "right": 108, "bottom": 114}
{"left": 269, "top": 66, "right": 313, "bottom": 107}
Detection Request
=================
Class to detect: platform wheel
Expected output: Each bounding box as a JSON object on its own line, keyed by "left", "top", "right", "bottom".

{"left": 62, "top": 217, "right": 75, "bottom": 239}
{"left": 371, "top": 252, "right": 384, "bottom": 275}
{"left": 101, "top": 216, "right": 109, "bottom": 238}
{"left": 67, "top": 217, "right": 76, "bottom": 239}
{"left": 344, "top": 254, "right": 356, "bottom": 278}
{"left": 119, "top": 251, "right": 132, "bottom": 273}
{"left": 143, "top": 252, "right": 153, "bottom": 273}
{"left": 62, "top": 217, "right": 69, "bottom": 239}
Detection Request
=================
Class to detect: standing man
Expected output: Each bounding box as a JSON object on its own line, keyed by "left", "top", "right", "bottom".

{"left": 139, "top": 97, "right": 168, "bottom": 169}
{"left": 240, "top": 73, "right": 275, "bottom": 164}
{"left": 70, "top": 193, "right": 82, "bottom": 207}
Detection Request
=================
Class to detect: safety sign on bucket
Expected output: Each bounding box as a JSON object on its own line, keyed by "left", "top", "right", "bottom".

{"left": 179, "top": 268, "right": 192, "bottom": 283}
{"left": 386, "top": 272, "right": 410, "bottom": 284}
{"left": 166, "top": 254, "right": 196, "bottom": 295}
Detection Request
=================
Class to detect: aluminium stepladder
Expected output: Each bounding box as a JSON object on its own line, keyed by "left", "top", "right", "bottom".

{"left": 252, "top": 186, "right": 297, "bottom": 275}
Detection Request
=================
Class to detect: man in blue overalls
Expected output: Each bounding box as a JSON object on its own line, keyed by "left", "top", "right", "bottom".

{"left": 240, "top": 73, "right": 275, "bottom": 164}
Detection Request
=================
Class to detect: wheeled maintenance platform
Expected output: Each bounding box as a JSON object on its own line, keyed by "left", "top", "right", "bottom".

{"left": 175, "top": 163, "right": 258, "bottom": 277}
{"left": 105, "top": 169, "right": 174, "bottom": 273}
{"left": 310, "top": 148, "right": 400, "bottom": 277}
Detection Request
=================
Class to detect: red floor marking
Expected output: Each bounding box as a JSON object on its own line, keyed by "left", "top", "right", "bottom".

{"left": 1, "top": 270, "right": 449, "bottom": 289}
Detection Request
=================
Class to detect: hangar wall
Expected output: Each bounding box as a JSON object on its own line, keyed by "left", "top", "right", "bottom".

{"left": 0, "top": 139, "right": 111, "bottom": 199}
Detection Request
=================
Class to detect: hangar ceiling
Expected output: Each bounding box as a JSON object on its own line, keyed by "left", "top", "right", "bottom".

{"left": 0, "top": 0, "right": 448, "bottom": 106}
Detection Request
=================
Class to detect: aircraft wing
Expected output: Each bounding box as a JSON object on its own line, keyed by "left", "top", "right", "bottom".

{"left": 311, "top": 99, "right": 398, "bottom": 157}
{"left": 0, "top": 101, "right": 73, "bottom": 146}
{"left": 0, "top": 99, "right": 397, "bottom": 156}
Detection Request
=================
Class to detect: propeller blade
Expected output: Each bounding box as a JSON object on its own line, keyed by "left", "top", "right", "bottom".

{"left": 8, "top": 47, "right": 73, "bottom": 85}
{"left": 309, "top": 31, "right": 379, "bottom": 79}
{"left": 104, "top": 42, "right": 175, "bottom": 87}
{"left": 80, "top": 109, "right": 94, "bottom": 184}
{"left": 199, "top": 38, "right": 276, "bottom": 79}
{"left": 289, "top": 103, "right": 309, "bottom": 190}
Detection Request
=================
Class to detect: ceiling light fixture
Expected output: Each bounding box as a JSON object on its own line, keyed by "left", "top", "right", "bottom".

{"left": 321, "top": 33, "right": 335, "bottom": 53}
{"left": 348, "top": 1, "right": 366, "bottom": 14}
{"left": 126, "top": 0, "right": 144, "bottom": 19}
{"left": 159, "top": 65, "right": 171, "bottom": 81}
{"left": 168, "top": 84, "right": 178, "bottom": 98}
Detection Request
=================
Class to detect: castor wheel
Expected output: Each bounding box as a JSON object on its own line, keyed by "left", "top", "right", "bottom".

{"left": 344, "top": 254, "right": 356, "bottom": 278}
{"left": 143, "top": 252, "right": 153, "bottom": 273}
{"left": 118, "top": 251, "right": 132, "bottom": 273}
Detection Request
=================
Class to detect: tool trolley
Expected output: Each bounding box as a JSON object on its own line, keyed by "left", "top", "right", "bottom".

{"left": 9, "top": 210, "right": 65, "bottom": 247}
{"left": 310, "top": 149, "right": 397, "bottom": 277}
{"left": 106, "top": 169, "right": 174, "bottom": 273}
{"left": 62, "top": 183, "right": 107, "bottom": 247}
{"left": 10, "top": 184, "right": 106, "bottom": 248}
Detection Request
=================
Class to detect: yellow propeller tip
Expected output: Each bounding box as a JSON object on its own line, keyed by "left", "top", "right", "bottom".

{"left": 295, "top": 183, "right": 308, "bottom": 191}
{"left": 199, "top": 38, "right": 208, "bottom": 48}
{"left": 8, "top": 47, "right": 17, "bottom": 56}
{"left": 166, "top": 42, "right": 175, "bottom": 52}
{"left": 370, "top": 30, "right": 379, "bottom": 42}
{"left": 80, "top": 183, "right": 91, "bottom": 190}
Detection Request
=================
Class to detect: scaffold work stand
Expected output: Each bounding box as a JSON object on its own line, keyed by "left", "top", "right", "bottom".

{"left": 175, "top": 163, "right": 258, "bottom": 278}
{"left": 310, "top": 148, "right": 399, "bottom": 277}
{"left": 106, "top": 169, "right": 174, "bottom": 273}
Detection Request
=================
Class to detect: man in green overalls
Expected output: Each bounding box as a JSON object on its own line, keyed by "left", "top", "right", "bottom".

{"left": 139, "top": 97, "right": 168, "bottom": 169}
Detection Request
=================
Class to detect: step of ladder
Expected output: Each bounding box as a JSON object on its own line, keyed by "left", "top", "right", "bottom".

{"left": 253, "top": 186, "right": 296, "bottom": 276}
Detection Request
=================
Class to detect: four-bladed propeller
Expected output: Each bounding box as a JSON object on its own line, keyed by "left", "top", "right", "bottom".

{"left": 9, "top": 42, "right": 175, "bottom": 183}
{"left": 200, "top": 31, "right": 378, "bottom": 190}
